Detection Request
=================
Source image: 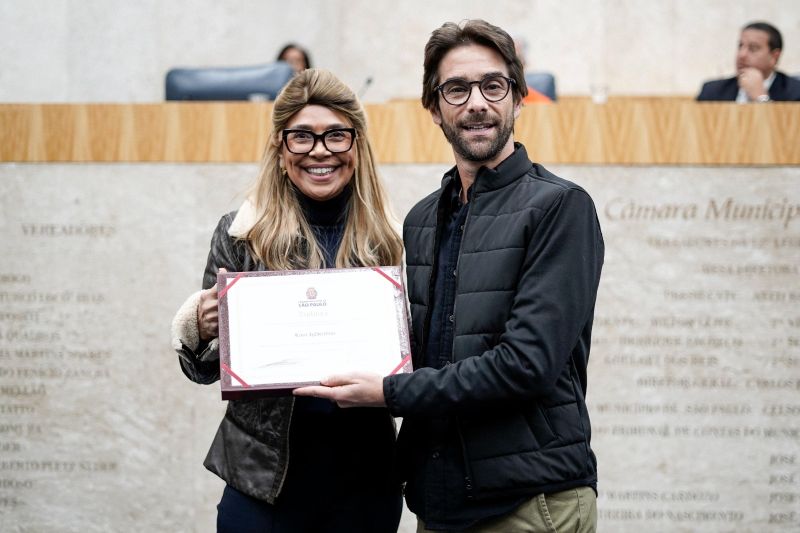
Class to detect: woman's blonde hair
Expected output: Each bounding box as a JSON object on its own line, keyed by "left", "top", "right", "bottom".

{"left": 246, "top": 69, "right": 403, "bottom": 270}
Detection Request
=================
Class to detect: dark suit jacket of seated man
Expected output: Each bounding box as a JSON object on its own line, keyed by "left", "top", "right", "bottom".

{"left": 697, "top": 71, "right": 800, "bottom": 101}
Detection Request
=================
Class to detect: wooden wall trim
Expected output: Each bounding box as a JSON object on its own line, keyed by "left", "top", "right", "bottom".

{"left": 1, "top": 99, "right": 798, "bottom": 165}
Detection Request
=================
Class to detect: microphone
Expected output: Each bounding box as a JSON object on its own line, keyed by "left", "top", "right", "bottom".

{"left": 357, "top": 77, "right": 373, "bottom": 99}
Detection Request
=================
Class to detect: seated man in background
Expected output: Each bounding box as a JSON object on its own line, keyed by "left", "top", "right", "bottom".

{"left": 697, "top": 21, "right": 800, "bottom": 102}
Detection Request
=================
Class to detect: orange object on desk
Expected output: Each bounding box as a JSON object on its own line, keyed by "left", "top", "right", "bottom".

{"left": 523, "top": 86, "right": 552, "bottom": 104}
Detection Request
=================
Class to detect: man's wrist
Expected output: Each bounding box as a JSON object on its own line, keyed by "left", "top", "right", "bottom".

{"left": 755, "top": 94, "right": 770, "bottom": 103}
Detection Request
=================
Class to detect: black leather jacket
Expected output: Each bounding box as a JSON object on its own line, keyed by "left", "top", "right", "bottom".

{"left": 179, "top": 207, "right": 400, "bottom": 505}
{"left": 178, "top": 211, "right": 295, "bottom": 503}
{"left": 384, "top": 144, "right": 604, "bottom": 503}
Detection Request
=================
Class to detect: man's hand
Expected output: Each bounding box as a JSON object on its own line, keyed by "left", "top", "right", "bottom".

{"left": 737, "top": 67, "right": 768, "bottom": 101}
{"left": 197, "top": 267, "right": 227, "bottom": 341}
{"left": 293, "top": 372, "right": 386, "bottom": 408}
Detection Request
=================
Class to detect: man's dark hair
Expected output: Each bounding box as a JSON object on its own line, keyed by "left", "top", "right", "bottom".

{"left": 743, "top": 21, "right": 783, "bottom": 51}
{"left": 421, "top": 19, "right": 527, "bottom": 111}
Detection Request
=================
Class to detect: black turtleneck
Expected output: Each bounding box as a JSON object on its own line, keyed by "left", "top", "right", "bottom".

{"left": 294, "top": 184, "right": 351, "bottom": 267}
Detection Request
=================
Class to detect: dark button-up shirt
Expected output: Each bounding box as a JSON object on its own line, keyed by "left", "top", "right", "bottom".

{"left": 407, "top": 177, "right": 524, "bottom": 531}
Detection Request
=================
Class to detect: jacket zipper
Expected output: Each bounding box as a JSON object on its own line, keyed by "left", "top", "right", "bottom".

{"left": 452, "top": 190, "right": 477, "bottom": 499}
{"left": 455, "top": 416, "right": 476, "bottom": 499}
{"left": 273, "top": 397, "right": 295, "bottom": 498}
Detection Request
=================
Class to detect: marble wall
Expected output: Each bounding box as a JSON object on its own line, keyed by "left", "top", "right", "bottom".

{"left": 1, "top": 0, "right": 799, "bottom": 103}
{"left": 0, "top": 161, "right": 798, "bottom": 531}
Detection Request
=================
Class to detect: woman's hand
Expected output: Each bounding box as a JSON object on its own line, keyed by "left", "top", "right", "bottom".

{"left": 197, "top": 268, "right": 227, "bottom": 341}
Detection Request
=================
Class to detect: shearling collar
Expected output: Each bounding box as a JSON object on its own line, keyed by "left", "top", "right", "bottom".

{"left": 228, "top": 198, "right": 258, "bottom": 238}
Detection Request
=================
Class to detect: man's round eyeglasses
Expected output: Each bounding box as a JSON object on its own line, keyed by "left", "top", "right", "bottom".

{"left": 435, "top": 75, "right": 516, "bottom": 106}
{"left": 282, "top": 128, "right": 356, "bottom": 154}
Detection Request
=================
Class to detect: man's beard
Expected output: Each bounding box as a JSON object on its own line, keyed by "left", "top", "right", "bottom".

{"left": 440, "top": 111, "right": 514, "bottom": 163}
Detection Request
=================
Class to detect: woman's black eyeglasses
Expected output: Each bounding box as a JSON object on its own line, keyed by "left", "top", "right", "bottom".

{"left": 282, "top": 128, "right": 356, "bottom": 154}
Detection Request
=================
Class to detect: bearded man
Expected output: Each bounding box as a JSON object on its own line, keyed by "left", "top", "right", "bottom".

{"left": 298, "top": 19, "right": 604, "bottom": 532}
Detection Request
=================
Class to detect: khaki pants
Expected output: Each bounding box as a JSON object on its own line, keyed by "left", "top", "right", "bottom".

{"left": 417, "top": 486, "right": 597, "bottom": 533}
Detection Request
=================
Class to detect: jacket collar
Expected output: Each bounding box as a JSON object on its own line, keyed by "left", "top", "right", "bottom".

{"left": 440, "top": 143, "right": 533, "bottom": 195}
{"left": 228, "top": 198, "right": 257, "bottom": 238}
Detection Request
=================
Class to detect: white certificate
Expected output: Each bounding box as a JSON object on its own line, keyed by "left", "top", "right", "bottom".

{"left": 217, "top": 267, "right": 412, "bottom": 399}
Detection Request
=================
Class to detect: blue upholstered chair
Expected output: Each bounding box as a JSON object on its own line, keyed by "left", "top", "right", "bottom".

{"left": 165, "top": 61, "right": 294, "bottom": 101}
{"left": 524, "top": 72, "right": 557, "bottom": 101}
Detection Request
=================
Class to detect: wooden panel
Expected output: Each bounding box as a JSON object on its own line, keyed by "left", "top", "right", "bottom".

{"left": 1, "top": 100, "right": 798, "bottom": 164}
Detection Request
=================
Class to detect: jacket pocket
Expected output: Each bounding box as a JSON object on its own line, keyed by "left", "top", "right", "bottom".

{"left": 525, "top": 405, "right": 558, "bottom": 449}
{"left": 461, "top": 408, "right": 555, "bottom": 460}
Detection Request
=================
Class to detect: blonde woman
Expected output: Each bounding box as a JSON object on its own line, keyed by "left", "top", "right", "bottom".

{"left": 171, "top": 69, "right": 403, "bottom": 532}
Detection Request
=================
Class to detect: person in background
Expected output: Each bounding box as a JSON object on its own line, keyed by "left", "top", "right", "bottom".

{"left": 297, "top": 19, "right": 603, "bottom": 533}
{"left": 277, "top": 43, "right": 312, "bottom": 74}
{"left": 697, "top": 21, "right": 800, "bottom": 102}
{"left": 514, "top": 35, "right": 552, "bottom": 104}
{"left": 170, "top": 68, "right": 403, "bottom": 533}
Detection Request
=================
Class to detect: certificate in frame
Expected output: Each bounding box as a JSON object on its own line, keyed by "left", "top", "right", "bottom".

{"left": 217, "top": 266, "right": 412, "bottom": 399}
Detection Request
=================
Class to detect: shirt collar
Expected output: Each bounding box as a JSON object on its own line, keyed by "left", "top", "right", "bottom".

{"left": 440, "top": 143, "right": 533, "bottom": 195}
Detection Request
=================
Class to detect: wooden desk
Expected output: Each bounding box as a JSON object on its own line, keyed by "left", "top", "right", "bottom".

{"left": 1, "top": 99, "right": 797, "bottom": 164}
